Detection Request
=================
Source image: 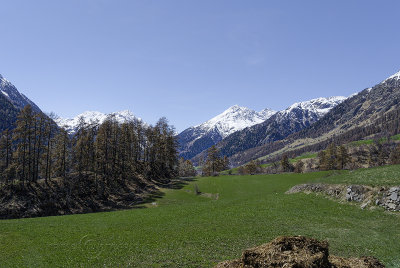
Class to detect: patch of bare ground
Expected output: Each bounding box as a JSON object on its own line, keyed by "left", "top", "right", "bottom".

{"left": 215, "top": 236, "right": 384, "bottom": 268}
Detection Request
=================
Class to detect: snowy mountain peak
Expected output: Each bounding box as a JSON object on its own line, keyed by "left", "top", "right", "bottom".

{"left": 55, "top": 110, "right": 140, "bottom": 134}
{"left": 196, "top": 105, "right": 276, "bottom": 138}
{"left": 383, "top": 70, "right": 400, "bottom": 83}
{"left": 178, "top": 105, "right": 276, "bottom": 159}
{"left": 0, "top": 74, "right": 42, "bottom": 113}
{"left": 282, "top": 96, "right": 346, "bottom": 117}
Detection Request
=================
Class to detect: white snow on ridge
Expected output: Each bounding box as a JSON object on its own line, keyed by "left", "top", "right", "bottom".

{"left": 195, "top": 105, "right": 276, "bottom": 138}
{"left": 382, "top": 70, "right": 400, "bottom": 83}
{"left": 56, "top": 110, "right": 140, "bottom": 134}
{"left": 386, "top": 70, "right": 400, "bottom": 80}
{"left": 281, "top": 96, "right": 346, "bottom": 117}
{"left": 1, "top": 90, "right": 9, "bottom": 98}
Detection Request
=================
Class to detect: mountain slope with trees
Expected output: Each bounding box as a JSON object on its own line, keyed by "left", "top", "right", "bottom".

{"left": 191, "top": 97, "right": 345, "bottom": 165}
{"left": 228, "top": 70, "right": 400, "bottom": 166}
{"left": 0, "top": 106, "right": 178, "bottom": 218}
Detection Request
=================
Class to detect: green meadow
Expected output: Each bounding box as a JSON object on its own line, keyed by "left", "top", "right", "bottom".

{"left": 0, "top": 168, "right": 399, "bottom": 267}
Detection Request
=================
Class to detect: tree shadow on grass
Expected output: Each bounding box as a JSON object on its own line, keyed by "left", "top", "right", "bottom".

{"left": 163, "top": 177, "right": 196, "bottom": 189}
{"left": 132, "top": 177, "right": 198, "bottom": 208}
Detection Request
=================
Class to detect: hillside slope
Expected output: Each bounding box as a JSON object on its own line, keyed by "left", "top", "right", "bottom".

{"left": 0, "top": 74, "right": 41, "bottom": 113}
{"left": 0, "top": 74, "right": 43, "bottom": 132}
{"left": 229, "top": 70, "right": 400, "bottom": 166}
{"left": 216, "top": 97, "right": 346, "bottom": 159}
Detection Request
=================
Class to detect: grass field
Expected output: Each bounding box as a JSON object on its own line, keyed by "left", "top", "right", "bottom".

{"left": 0, "top": 169, "right": 399, "bottom": 267}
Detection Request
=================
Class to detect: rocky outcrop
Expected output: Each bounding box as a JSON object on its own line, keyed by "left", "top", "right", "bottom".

{"left": 376, "top": 186, "right": 400, "bottom": 211}
{"left": 215, "top": 236, "right": 384, "bottom": 268}
{"left": 286, "top": 183, "right": 400, "bottom": 212}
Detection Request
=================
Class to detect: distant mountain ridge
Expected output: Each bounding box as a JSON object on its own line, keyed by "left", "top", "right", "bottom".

{"left": 189, "top": 96, "right": 346, "bottom": 164}
{"left": 177, "top": 105, "right": 276, "bottom": 160}
{"left": 55, "top": 110, "right": 141, "bottom": 134}
{"left": 227, "top": 70, "right": 400, "bottom": 166}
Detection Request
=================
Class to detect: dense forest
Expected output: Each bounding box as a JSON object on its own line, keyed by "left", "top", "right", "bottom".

{"left": 0, "top": 105, "right": 178, "bottom": 218}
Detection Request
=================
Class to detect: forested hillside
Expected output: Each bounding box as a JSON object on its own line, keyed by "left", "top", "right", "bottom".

{"left": 0, "top": 105, "right": 178, "bottom": 218}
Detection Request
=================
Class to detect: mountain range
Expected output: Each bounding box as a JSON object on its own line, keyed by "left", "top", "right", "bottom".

{"left": 214, "top": 96, "right": 346, "bottom": 158}
{"left": 179, "top": 96, "right": 346, "bottom": 163}
{"left": 226, "top": 70, "right": 400, "bottom": 166}
{"left": 2, "top": 69, "right": 400, "bottom": 170}
{"left": 177, "top": 106, "right": 276, "bottom": 159}
{"left": 55, "top": 110, "right": 140, "bottom": 134}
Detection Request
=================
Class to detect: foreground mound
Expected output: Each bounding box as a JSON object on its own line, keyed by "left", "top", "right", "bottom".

{"left": 215, "top": 236, "right": 384, "bottom": 268}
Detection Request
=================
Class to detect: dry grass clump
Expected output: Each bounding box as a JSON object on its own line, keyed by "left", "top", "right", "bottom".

{"left": 215, "top": 236, "right": 384, "bottom": 268}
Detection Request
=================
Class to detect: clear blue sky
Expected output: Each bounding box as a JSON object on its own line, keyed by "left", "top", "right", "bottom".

{"left": 1, "top": 0, "right": 400, "bottom": 132}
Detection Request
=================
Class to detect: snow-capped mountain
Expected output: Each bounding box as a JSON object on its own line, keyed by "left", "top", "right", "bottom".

{"left": 279, "top": 96, "right": 346, "bottom": 119}
{"left": 0, "top": 74, "right": 42, "bottom": 113}
{"left": 191, "top": 96, "right": 347, "bottom": 163}
{"left": 227, "top": 69, "right": 400, "bottom": 166}
{"left": 55, "top": 110, "right": 140, "bottom": 134}
{"left": 0, "top": 74, "right": 44, "bottom": 132}
{"left": 382, "top": 70, "right": 400, "bottom": 83}
{"left": 194, "top": 105, "right": 276, "bottom": 138}
{"left": 177, "top": 105, "right": 276, "bottom": 159}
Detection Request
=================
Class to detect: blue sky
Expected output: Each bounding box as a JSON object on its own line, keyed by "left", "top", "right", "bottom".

{"left": 1, "top": 0, "right": 400, "bottom": 132}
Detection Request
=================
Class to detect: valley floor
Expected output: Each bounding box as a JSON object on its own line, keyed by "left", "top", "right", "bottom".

{"left": 0, "top": 167, "right": 399, "bottom": 267}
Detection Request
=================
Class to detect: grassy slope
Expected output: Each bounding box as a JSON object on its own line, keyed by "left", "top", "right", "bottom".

{"left": 317, "top": 164, "right": 400, "bottom": 186}
{"left": 0, "top": 171, "right": 399, "bottom": 267}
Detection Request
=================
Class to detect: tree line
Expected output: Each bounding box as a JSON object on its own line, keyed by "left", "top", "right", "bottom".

{"left": 0, "top": 105, "right": 178, "bottom": 188}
